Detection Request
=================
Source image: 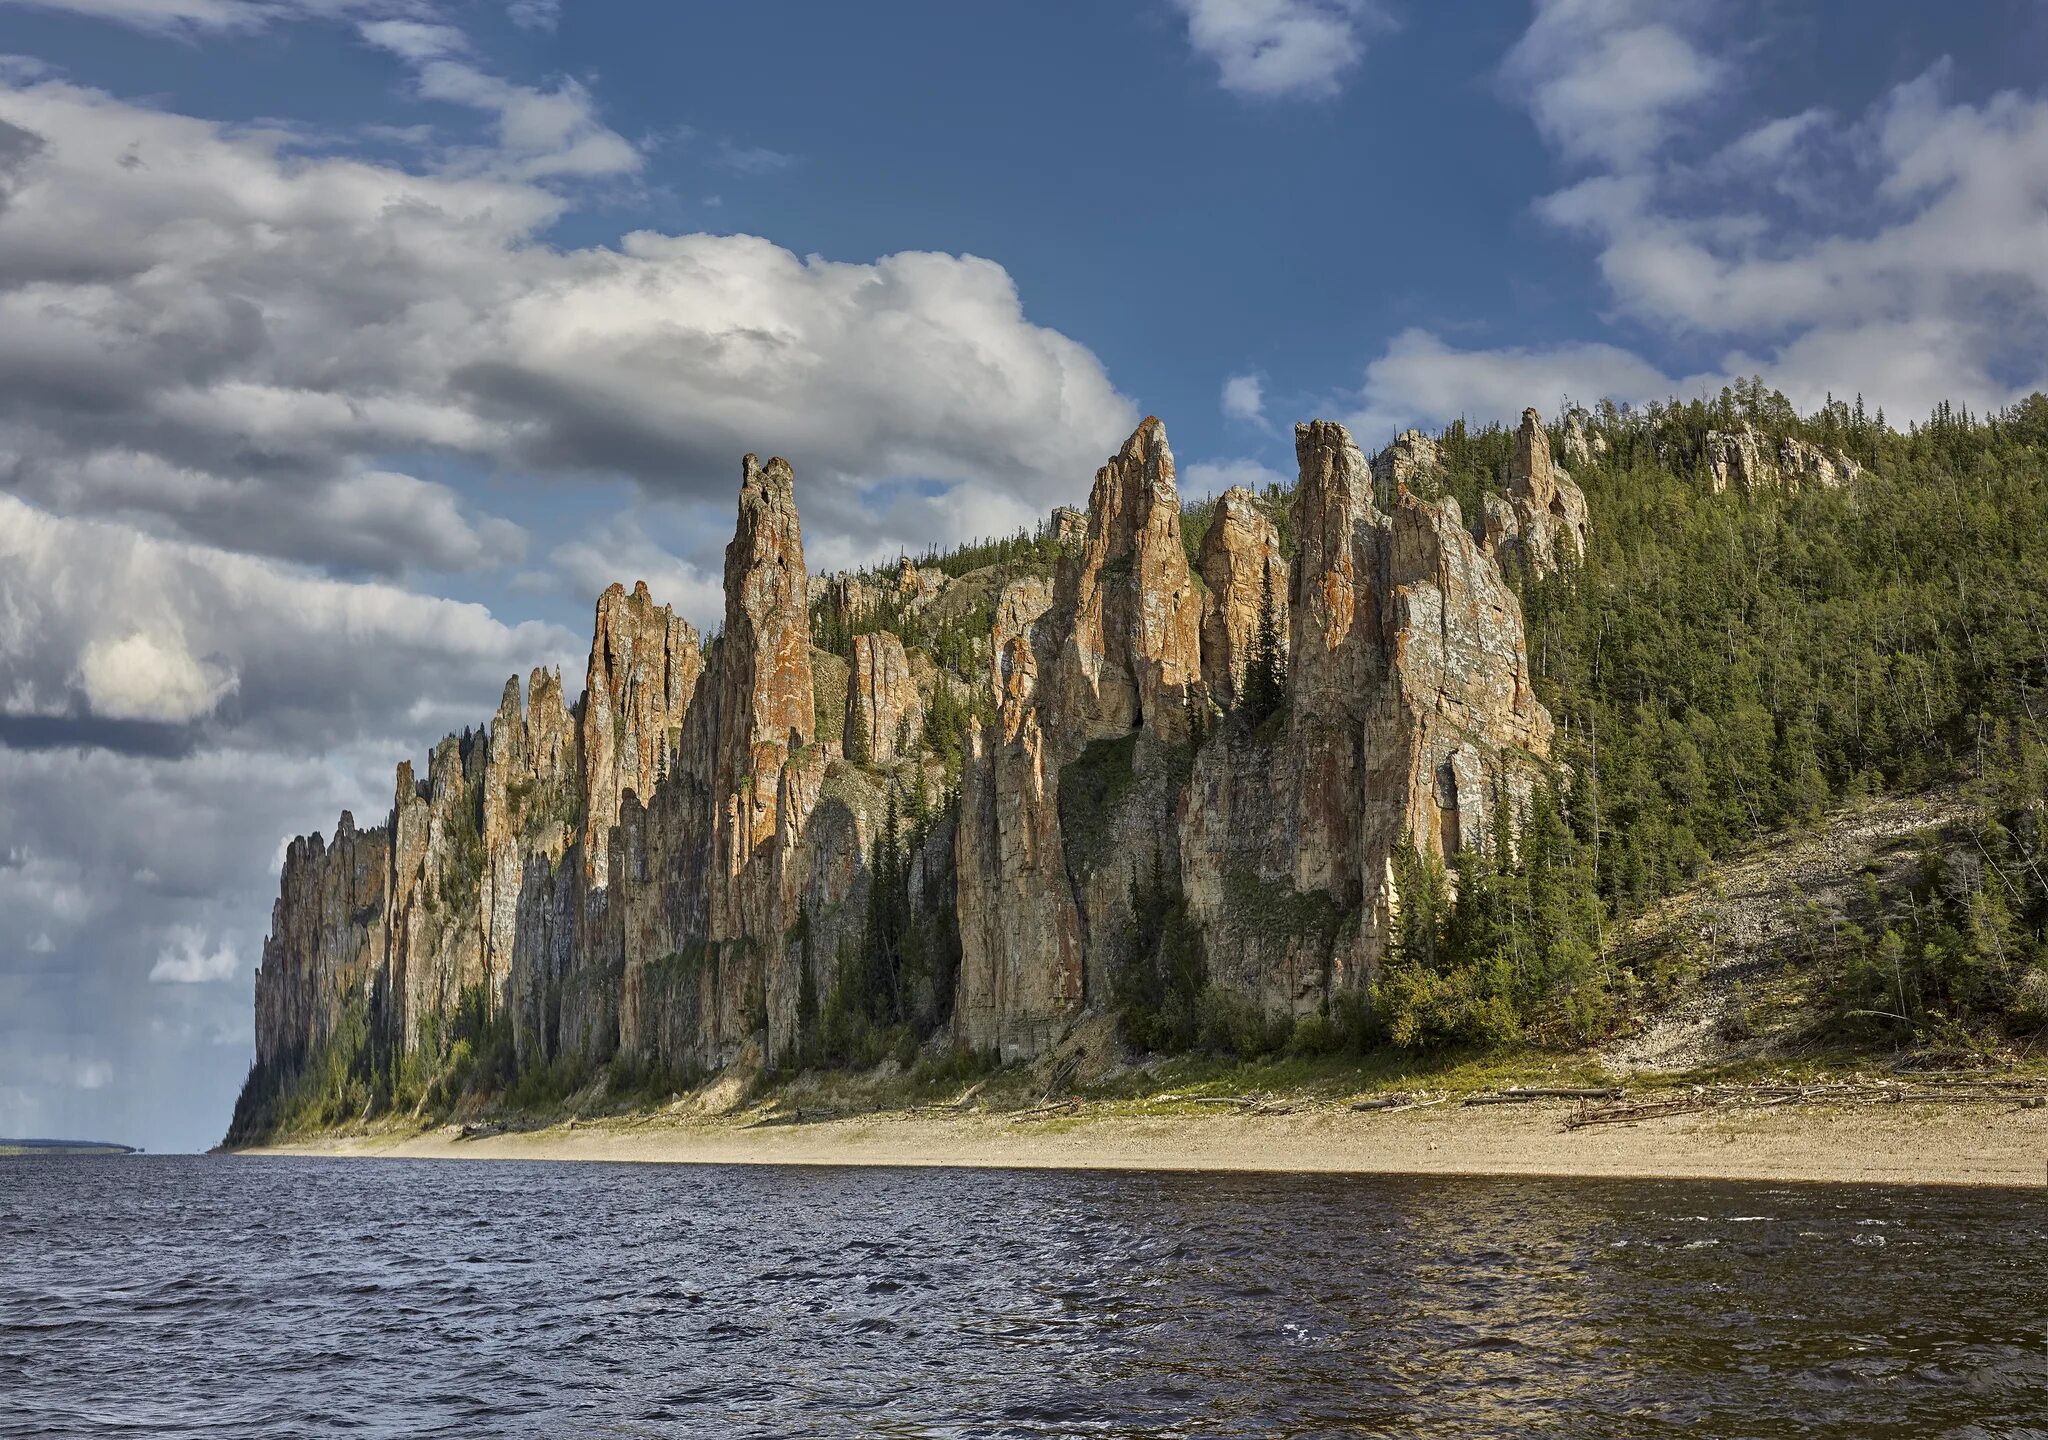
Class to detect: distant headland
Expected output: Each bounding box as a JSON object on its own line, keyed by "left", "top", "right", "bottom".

{"left": 1, "top": 1138, "right": 141, "bottom": 1156}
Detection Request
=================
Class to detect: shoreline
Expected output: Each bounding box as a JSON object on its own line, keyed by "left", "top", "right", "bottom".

{"left": 238, "top": 1099, "right": 2048, "bottom": 1189}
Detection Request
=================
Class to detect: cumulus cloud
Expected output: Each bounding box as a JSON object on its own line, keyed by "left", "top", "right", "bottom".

{"left": 1171, "top": 0, "right": 1384, "bottom": 100}
{"left": 1502, "top": 0, "right": 1724, "bottom": 169}
{"left": 1346, "top": 327, "right": 1686, "bottom": 442}
{"left": 1356, "top": 6, "right": 2048, "bottom": 438}
{"left": 149, "top": 926, "right": 240, "bottom": 983}
{"left": 1220, "top": 372, "right": 1265, "bottom": 426}
{"left": 75, "top": 632, "right": 238, "bottom": 725}
{"left": 0, "top": 73, "right": 1136, "bottom": 580}
{"left": 0, "top": 442, "right": 527, "bottom": 578}
{"left": 0, "top": 493, "right": 577, "bottom": 748}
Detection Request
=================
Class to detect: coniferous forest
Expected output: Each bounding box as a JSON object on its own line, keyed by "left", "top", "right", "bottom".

{"left": 1371, "top": 386, "right": 2048, "bottom": 1056}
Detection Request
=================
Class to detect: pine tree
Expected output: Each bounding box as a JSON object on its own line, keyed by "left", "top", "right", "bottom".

{"left": 1242, "top": 558, "right": 1287, "bottom": 725}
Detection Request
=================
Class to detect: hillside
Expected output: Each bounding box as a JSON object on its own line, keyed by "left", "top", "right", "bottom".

{"left": 227, "top": 388, "right": 2048, "bottom": 1144}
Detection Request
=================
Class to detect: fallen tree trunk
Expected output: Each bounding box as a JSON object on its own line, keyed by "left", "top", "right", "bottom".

{"left": 1565, "top": 1098, "right": 1705, "bottom": 1129}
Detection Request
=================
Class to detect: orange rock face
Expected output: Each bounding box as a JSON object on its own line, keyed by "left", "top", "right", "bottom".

{"left": 845, "top": 631, "right": 921, "bottom": 765}
{"left": 1043, "top": 417, "right": 1204, "bottom": 746}
{"left": 1184, "top": 420, "right": 1561, "bottom": 1016}
{"left": 580, "top": 581, "right": 702, "bottom": 890}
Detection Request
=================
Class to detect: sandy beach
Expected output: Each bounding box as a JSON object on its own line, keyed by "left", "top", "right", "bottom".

{"left": 242, "top": 1098, "right": 2048, "bottom": 1188}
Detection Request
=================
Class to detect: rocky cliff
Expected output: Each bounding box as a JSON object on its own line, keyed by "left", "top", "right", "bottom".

{"left": 238, "top": 406, "right": 1585, "bottom": 1128}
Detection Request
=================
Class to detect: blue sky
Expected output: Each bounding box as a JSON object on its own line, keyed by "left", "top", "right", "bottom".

{"left": 4, "top": 0, "right": 2048, "bottom": 1151}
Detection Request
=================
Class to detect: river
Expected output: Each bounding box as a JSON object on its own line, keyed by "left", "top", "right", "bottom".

{"left": 4, "top": 1155, "right": 2043, "bottom": 1436}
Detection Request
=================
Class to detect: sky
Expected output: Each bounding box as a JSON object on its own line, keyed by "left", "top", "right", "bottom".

{"left": 5, "top": 0, "right": 2048, "bottom": 1152}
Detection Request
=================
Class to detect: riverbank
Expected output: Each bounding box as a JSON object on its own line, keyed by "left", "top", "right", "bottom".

{"left": 240, "top": 1093, "right": 2048, "bottom": 1187}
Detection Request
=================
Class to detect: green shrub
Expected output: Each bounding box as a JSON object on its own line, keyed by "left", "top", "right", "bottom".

{"left": 1193, "top": 986, "right": 1292, "bottom": 1059}
{"left": 1058, "top": 734, "right": 1140, "bottom": 873}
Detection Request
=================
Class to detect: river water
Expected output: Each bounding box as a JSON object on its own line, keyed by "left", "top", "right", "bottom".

{"left": 3, "top": 1155, "right": 2043, "bottom": 1437}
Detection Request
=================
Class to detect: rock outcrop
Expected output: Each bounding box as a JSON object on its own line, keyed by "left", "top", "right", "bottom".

{"left": 241, "top": 401, "right": 1589, "bottom": 1132}
{"left": 1482, "top": 408, "right": 1591, "bottom": 578}
{"left": 252, "top": 813, "right": 387, "bottom": 1072}
{"left": 955, "top": 418, "right": 1206, "bottom": 1057}
{"left": 845, "top": 631, "right": 921, "bottom": 765}
{"left": 1703, "top": 426, "right": 1776, "bottom": 494}
{"left": 581, "top": 582, "right": 702, "bottom": 889}
{"left": 1041, "top": 417, "right": 1205, "bottom": 746}
{"left": 1561, "top": 408, "right": 1606, "bottom": 468}
{"left": 1704, "top": 426, "right": 1864, "bottom": 494}
{"left": 1777, "top": 436, "right": 1861, "bottom": 489}
{"left": 1370, "top": 429, "right": 1442, "bottom": 489}
{"left": 1196, "top": 486, "right": 1287, "bottom": 709}
{"left": 1049, "top": 505, "right": 1088, "bottom": 547}
{"left": 1181, "top": 421, "right": 1556, "bottom": 1016}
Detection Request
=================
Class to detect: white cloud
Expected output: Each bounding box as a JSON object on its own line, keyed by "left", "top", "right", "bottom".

{"left": 149, "top": 925, "right": 240, "bottom": 983}
{"left": 1357, "top": 7, "right": 2048, "bottom": 441}
{"left": 1182, "top": 457, "right": 1289, "bottom": 500}
{"left": 0, "top": 0, "right": 411, "bottom": 33}
{"left": 1221, "top": 372, "right": 1265, "bottom": 425}
{"left": 359, "top": 19, "right": 641, "bottom": 180}
{"left": 73, "top": 1059, "right": 112, "bottom": 1089}
{"left": 1171, "top": 0, "right": 1383, "bottom": 100}
{"left": 714, "top": 139, "right": 795, "bottom": 175}
{"left": 0, "top": 492, "right": 577, "bottom": 746}
{"left": 1503, "top": 0, "right": 1724, "bottom": 169}
{"left": 1711, "top": 108, "right": 1829, "bottom": 173}
{"left": 1346, "top": 327, "right": 1687, "bottom": 443}
{"left": 76, "top": 631, "right": 238, "bottom": 725}
{"left": 0, "top": 73, "right": 1137, "bottom": 576}
{"left": 1545, "top": 62, "right": 2048, "bottom": 416}
{"left": 549, "top": 514, "right": 725, "bottom": 628}
{"left": 505, "top": 0, "right": 556, "bottom": 30}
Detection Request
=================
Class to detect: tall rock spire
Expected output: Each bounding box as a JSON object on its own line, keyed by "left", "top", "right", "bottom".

{"left": 1197, "top": 486, "right": 1287, "bottom": 709}
{"left": 1483, "top": 407, "right": 1591, "bottom": 577}
{"left": 710, "top": 453, "right": 817, "bottom": 937}
{"left": 580, "top": 581, "right": 701, "bottom": 888}
{"left": 1044, "top": 417, "right": 1204, "bottom": 745}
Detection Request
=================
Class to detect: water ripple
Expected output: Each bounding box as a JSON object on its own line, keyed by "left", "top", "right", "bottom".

{"left": 2, "top": 1157, "right": 2044, "bottom": 1438}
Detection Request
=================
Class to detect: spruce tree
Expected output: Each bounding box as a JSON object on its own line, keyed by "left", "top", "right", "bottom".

{"left": 1242, "top": 558, "right": 1287, "bottom": 725}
